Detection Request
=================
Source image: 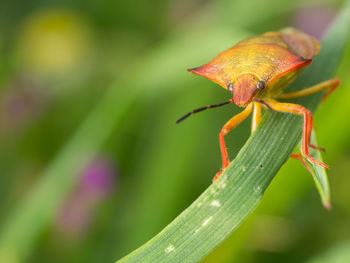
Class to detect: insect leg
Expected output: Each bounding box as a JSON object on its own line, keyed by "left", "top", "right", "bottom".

{"left": 214, "top": 103, "right": 253, "bottom": 181}
{"left": 276, "top": 78, "right": 340, "bottom": 102}
{"left": 274, "top": 75, "right": 335, "bottom": 152}
{"left": 251, "top": 102, "right": 262, "bottom": 134}
{"left": 290, "top": 153, "right": 313, "bottom": 175}
{"left": 264, "top": 98, "right": 328, "bottom": 169}
{"left": 310, "top": 144, "right": 325, "bottom": 152}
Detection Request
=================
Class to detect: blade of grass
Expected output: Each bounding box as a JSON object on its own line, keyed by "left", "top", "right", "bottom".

{"left": 117, "top": 2, "right": 350, "bottom": 262}
{"left": 304, "top": 130, "right": 331, "bottom": 209}
{"left": 0, "top": 25, "right": 249, "bottom": 263}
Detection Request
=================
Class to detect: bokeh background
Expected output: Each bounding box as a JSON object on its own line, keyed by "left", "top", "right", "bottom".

{"left": 0, "top": 0, "right": 349, "bottom": 262}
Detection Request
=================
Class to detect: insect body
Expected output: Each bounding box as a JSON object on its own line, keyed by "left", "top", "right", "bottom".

{"left": 177, "top": 28, "right": 340, "bottom": 181}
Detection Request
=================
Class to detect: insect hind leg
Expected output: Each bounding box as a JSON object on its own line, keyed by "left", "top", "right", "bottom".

{"left": 263, "top": 98, "right": 328, "bottom": 169}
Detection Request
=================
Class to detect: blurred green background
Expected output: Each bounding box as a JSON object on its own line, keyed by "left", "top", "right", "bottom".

{"left": 0, "top": 0, "right": 349, "bottom": 262}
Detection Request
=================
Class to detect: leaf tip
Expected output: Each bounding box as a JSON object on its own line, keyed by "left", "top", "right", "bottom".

{"left": 323, "top": 200, "right": 332, "bottom": 210}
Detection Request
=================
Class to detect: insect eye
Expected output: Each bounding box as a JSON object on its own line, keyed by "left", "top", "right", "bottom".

{"left": 257, "top": 81, "right": 265, "bottom": 90}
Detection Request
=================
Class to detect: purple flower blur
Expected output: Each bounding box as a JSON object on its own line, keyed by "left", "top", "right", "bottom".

{"left": 0, "top": 74, "right": 48, "bottom": 133}
{"left": 81, "top": 158, "right": 116, "bottom": 197}
{"left": 55, "top": 156, "right": 117, "bottom": 237}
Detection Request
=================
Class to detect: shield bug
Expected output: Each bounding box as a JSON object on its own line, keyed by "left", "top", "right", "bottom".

{"left": 177, "top": 28, "right": 340, "bottom": 181}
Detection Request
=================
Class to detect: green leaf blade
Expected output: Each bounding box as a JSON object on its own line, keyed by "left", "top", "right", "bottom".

{"left": 118, "top": 112, "right": 301, "bottom": 263}
{"left": 117, "top": 2, "right": 350, "bottom": 262}
{"left": 0, "top": 24, "right": 250, "bottom": 263}
{"left": 306, "top": 130, "right": 332, "bottom": 209}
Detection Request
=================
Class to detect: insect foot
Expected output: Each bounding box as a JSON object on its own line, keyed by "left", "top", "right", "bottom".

{"left": 213, "top": 171, "right": 223, "bottom": 182}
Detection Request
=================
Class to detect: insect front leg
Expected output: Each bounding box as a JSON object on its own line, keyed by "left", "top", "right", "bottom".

{"left": 251, "top": 102, "right": 262, "bottom": 134}
{"left": 213, "top": 103, "right": 253, "bottom": 182}
{"left": 264, "top": 98, "right": 328, "bottom": 169}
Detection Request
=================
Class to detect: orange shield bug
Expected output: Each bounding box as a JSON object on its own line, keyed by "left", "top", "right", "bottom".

{"left": 177, "top": 28, "right": 340, "bottom": 181}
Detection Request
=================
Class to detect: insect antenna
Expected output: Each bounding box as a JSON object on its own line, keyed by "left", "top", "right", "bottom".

{"left": 176, "top": 98, "right": 234, "bottom": 124}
